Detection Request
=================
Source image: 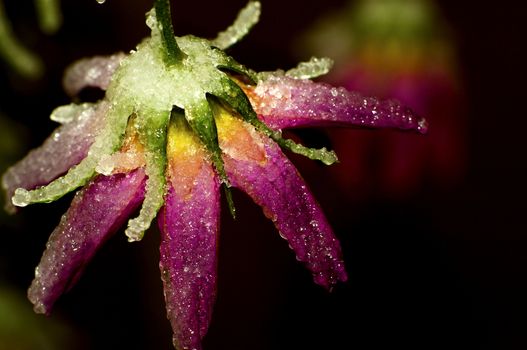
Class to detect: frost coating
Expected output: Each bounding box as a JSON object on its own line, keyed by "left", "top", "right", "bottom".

{"left": 28, "top": 170, "right": 146, "bottom": 315}
{"left": 216, "top": 107, "right": 347, "bottom": 288}
{"left": 212, "top": 1, "right": 261, "bottom": 50}
{"left": 63, "top": 53, "right": 126, "bottom": 97}
{"left": 285, "top": 57, "right": 334, "bottom": 80}
{"left": 10, "top": 7, "right": 258, "bottom": 228}
{"left": 50, "top": 103, "right": 95, "bottom": 124}
{"left": 2, "top": 101, "right": 106, "bottom": 212}
{"left": 244, "top": 74, "right": 428, "bottom": 133}
{"left": 159, "top": 116, "right": 220, "bottom": 350}
{"left": 11, "top": 101, "right": 132, "bottom": 207}
{"left": 124, "top": 110, "right": 169, "bottom": 242}
{"left": 110, "top": 29, "right": 250, "bottom": 114}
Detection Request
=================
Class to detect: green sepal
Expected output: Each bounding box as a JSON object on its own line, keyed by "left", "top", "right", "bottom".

{"left": 211, "top": 77, "right": 259, "bottom": 124}
{"left": 223, "top": 184, "right": 236, "bottom": 219}
{"left": 211, "top": 1, "right": 261, "bottom": 50}
{"left": 270, "top": 134, "right": 339, "bottom": 165}
{"left": 285, "top": 57, "right": 334, "bottom": 80}
{"left": 184, "top": 99, "right": 221, "bottom": 165}
{"left": 184, "top": 98, "right": 236, "bottom": 218}
{"left": 213, "top": 76, "right": 339, "bottom": 165}
{"left": 12, "top": 101, "right": 132, "bottom": 207}
{"left": 125, "top": 108, "right": 169, "bottom": 242}
{"left": 211, "top": 44, "right": 257, "bottom": 84}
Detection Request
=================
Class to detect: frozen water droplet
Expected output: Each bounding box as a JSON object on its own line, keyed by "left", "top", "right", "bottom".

{"left": 12, "top": 188, "right": 30, "bottom": 207}
{"left": 95, "top": 0, "right": 106, "bottom": 4}
{"left": 33, "top": 302, "right": 47, "bottom": 314}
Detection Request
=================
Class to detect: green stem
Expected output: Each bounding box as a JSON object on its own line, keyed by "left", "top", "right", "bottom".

{"left": 154, "top": 0, "right": 185, "bottom": 65}
{"left": 35, "top": 0, "right": 62, "bottom": 34}
{"left": 0, "top": 0, "right": 43, "bottom": 78}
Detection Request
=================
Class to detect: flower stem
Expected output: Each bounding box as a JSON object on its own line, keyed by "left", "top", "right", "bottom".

{"left": 154, "top": 0, "right": 185, "bottom": 65}
{"left": 0, "top": 0, "right": 43, "bottom": 78}
{"left": 35, "top": 0, "right": 62, "bottom": 34}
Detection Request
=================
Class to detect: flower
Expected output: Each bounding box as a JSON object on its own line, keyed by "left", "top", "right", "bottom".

{"left": 301, "top": 0, "right": 465, "bottom": 199}
{"left": 2, "top": 2, "right": 426, "bottom": 350}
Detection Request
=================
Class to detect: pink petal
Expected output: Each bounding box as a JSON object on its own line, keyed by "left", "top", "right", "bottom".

{"left": 245, "top": 75, "right": 427, "bottom": 133}
{"left": 1, "top": 101, "right": 108, "bottom": 213}
{"left": 62, "top": 53, "right": 125, "bottom": 97}
{"left": 159, "top": 145, "right": 221, "bottom": 350}
{"left": 27, "top": 169, "right": 146, "bottom": 315}
{"left": 218, "top": 115, "right": 347, "bottom": 289}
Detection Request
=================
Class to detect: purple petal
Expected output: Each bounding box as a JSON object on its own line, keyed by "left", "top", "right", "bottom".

{"left": 159, "top": 158, "right": 220, "bottom": 350}
{"left": 1, "top": 101, "right": 107, "bottom": 213}
{"left": 62, "top": 53, "right": 125, "bottom": 97}
{"left": 27, "top": 169, "right": 146, "bottom": 315}
{"left": 218, "top": 115, "right": 347, "bottom": 289}
{"left": 245, "top": 75, "right": 427, "bottom": 133}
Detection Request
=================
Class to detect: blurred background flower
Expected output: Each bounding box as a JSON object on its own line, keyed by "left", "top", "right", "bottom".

{"left": 299, "top": 0, "right": 467, "bottom": 201}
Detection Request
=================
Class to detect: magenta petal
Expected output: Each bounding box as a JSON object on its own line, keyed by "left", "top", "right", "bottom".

{"left": 158, "top": 164, "right": 220, "bottom": 350}
{"left": 223, "top": 133, "right": 348, "bottom": 289}
{"left": 1, "top": 101, "right": 107, "bottom": 213}
{"left": 62, "top": 53, "right": 125, "bottom": 97}
{"left": 27, "top": 169, "right": 146, "bottom": 315}
{"left": 248, "top": 75, "right": 427, "bottom": 133}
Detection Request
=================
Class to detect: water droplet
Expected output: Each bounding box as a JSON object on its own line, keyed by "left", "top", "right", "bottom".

{"left": 418, "top": 118, "right": 429, "bottom": 134}
{"left": 96, "top": 0, "right": 106, "bottom": 4}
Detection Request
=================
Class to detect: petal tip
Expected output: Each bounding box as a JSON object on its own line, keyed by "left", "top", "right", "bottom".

{"left": 313, "top": 263, "right": 348, "bottom": 290}
{"left": 31, "top": 301, "right": 49, "bottom": 316}
{"left": 27, "top": 283, "right": 51, "bottom": 316}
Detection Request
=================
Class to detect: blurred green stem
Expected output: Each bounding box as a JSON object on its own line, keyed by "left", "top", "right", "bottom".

{"left": 0, "top": 0, "right": 43, "bottom": 78}
{"left": 35, "top": 0, "right": 62, "bottom": 34}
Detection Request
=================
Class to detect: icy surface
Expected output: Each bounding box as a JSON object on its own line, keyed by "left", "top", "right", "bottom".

{"left": 49, "top": 102, "right": 96, "bottom": 124}
{"left": 95, "top": 117, "right": 146, "bottom": 175}
{"left": 216, "top": 108, "right": 347, "bottom": 289}
{"left": 28, "top": 170, "right": 146, "bottom": 315}
{"left": 212, "top": 1, "right": 261, "bottom": 50}
{"left": 159, "top": 117, "right": 220, "bottom": 350}
{"left": 2, "top": 102, "right": 106, "bottom": 212}
{"left": 11, "top": 100, "right": 132, "bottom": 206}
{"left": 244, "top": 74, "right": 428, "bottom": 133}
{"left": 125, "top": 110, "right": 169, "bottom": 242}
{"left": 109, "top": 31, "right": 250, "bottom": 114}
{"left": 63, "top": 53, "right": 125, "bottom": 97}
{"left": 285, "top": 56, "right": 334, "bottom": 80}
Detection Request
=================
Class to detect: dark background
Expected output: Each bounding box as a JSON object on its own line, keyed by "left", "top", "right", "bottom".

{"left": 1, "top": 0, "right": 526, "bottom": 349}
